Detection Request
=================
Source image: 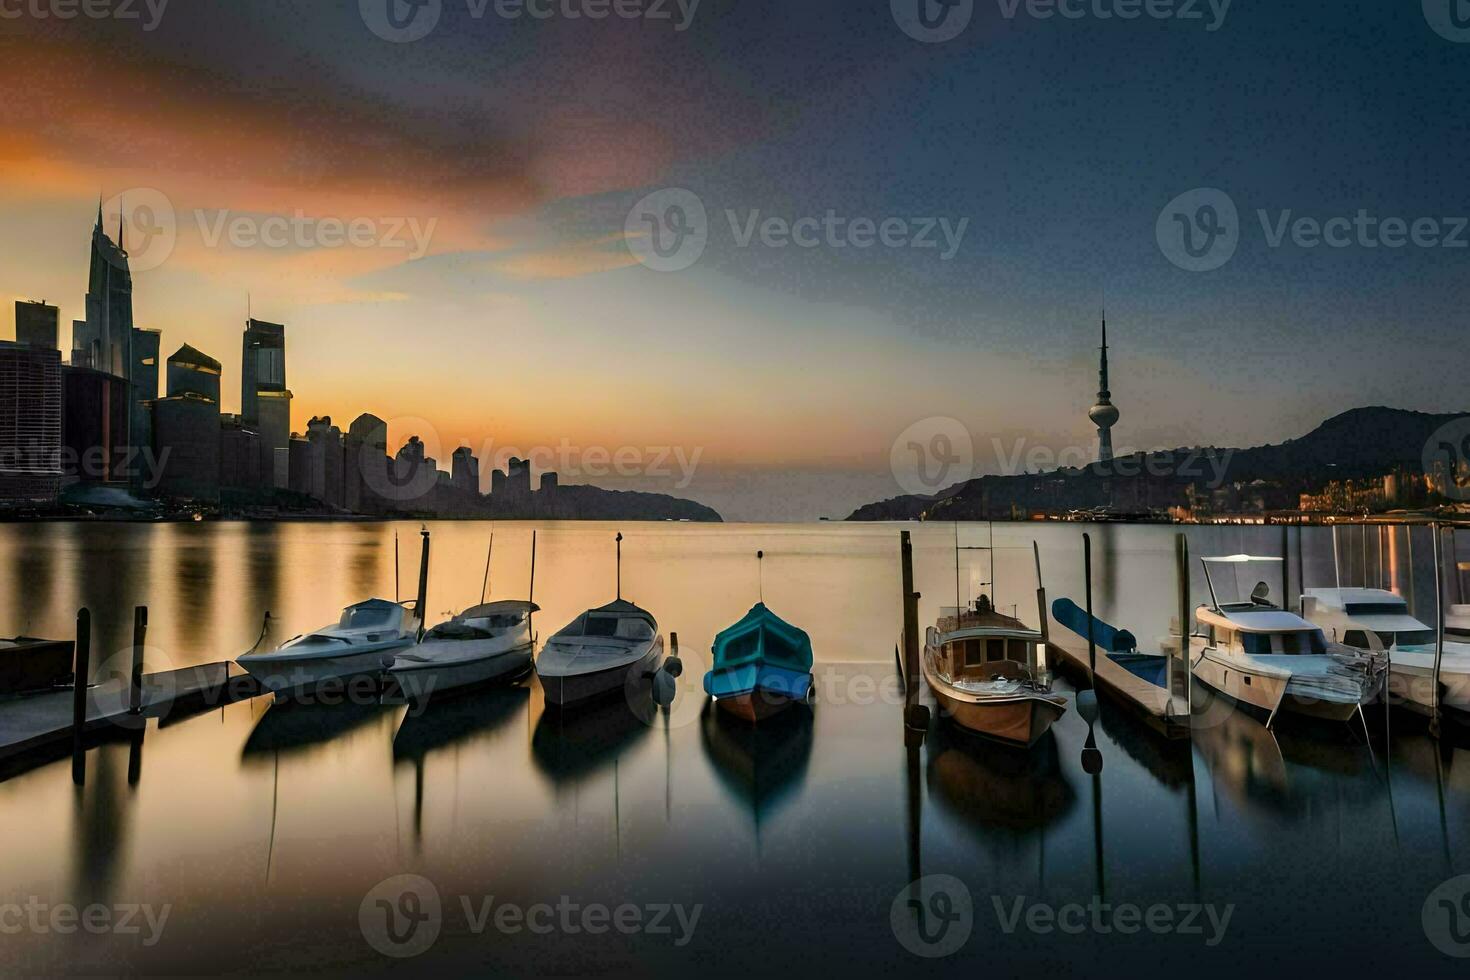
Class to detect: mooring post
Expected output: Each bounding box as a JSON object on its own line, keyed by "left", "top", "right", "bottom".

{"left": 71, "top": 608, "right": 92, "bottom": 786}
{"left": 900, "top": 531, "right": 922, "bottom": 727}
{"left": 128, "top": 606, "right": 147, "bottom": 716}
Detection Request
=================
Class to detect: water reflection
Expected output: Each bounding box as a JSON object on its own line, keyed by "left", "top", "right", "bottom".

{"left": 241, "top": 699, "right": 392, "bottom": 758}
{"left": 926, "top": 726, "right": 1077, "bottom": 834}
{"left": 393, "top": 685, "right": 528, "bottom": 763}
{"left": 530, "top": 689, "right": 654, "bottom": 785}
{"left": 699, "top": 700, "right": 814, "bottom": 843}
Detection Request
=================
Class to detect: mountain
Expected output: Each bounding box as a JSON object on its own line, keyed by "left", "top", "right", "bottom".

{"left": 846, "top": 407, "right": 1466, "bottom": 521}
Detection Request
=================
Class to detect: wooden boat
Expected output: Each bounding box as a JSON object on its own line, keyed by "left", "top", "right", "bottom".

{"left": 0, "top": 637, "right": 74, "bottom": 696}
{"left": 922, "top": 596, "right": 1067, "bottom": 747}
{"left": 703, "top": 602, "right": 814, "bottom": 722}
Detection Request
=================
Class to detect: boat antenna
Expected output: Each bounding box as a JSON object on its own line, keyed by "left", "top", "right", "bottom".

{"left": 480, "top": 531, "right": 495, "bottom": 605}
{"left": 954, "top": 522, "right": 962, "bottom": 611}
{"left": 757, "top": 550, "right": 765, "bottom": 603}
{"left": 616, "top": 532, "right": 623, "bottom": 600}
{"left": 528, "top": 530, "right": 538, "bottom": 644}
{"left": 394, "top": 530, "right": 400, "bottom": 602}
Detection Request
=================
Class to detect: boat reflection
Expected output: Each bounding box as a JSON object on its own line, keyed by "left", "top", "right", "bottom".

{"left": 699, "top": 698, "right": 814, "bottom": 839}
{"left": 530, "top": 686, "right": 654, "bottom": 785}
{"left": 392, "top": 685, "right": 528, "bottom": 763}
{"left": 240, "top": 698, "right": 392, "bottom": 759}
{"left": 925, "top": 725, "right": 1077, "bottom": 834}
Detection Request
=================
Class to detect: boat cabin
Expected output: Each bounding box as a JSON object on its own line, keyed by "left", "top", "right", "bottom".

{"left": 932, "top": 596, "right": 1043, "bottom": 681}
{"left": 1299, "top": 588, "right": 1436, "bottom": 650}
{"left": 1195, "top": 605, "right": 1330, "bottom": 656}
{"left": 333, "top": 599, "right": 410, "bottom": 635}
{"left": 554, "top": 600, "right": 656, "bottom": 644}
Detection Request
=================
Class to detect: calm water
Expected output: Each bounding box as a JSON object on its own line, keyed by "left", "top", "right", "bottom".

{"left": 0, "top": 520, "right": 1466, "bottom": 976}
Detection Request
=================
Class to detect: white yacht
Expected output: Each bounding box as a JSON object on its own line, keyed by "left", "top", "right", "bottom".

{"left": 1189, "top": 556, "right": 1387, "bottom": 726}
{"left": 388, "top": 600, "right": 537, "bottom": 702}
{"left": 237, "top": 598, "right": 420, "bottom": 699}
{"left": 536, "top": 600, "right": 663, "bottom": 706}
{"left": 1300, "top": 587, "right": 1470, "bottom": 717}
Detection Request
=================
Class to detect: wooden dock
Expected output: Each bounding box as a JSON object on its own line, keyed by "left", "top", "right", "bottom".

{"left": 0, "top": 663, "right": 261, "bottom": 771}
{"left": 1047, "top": 633, "right": 1193, "bottom": 739}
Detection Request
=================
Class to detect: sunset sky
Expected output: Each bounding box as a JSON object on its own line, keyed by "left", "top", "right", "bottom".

{"left": 2, "top": 1, "right": 1468, "bottom": 520}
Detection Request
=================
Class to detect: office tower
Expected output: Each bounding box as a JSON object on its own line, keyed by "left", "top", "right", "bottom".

{"left": 345, "top": 413, "right": 387, "bottom": 513}
{"left": 75, "top": 205, "right": 134, "bottom": 379}
{"left": 288, "top": 437, "right": 312, "bottom": 496}
{"left": 0, "top": 342, "right": 63, "bottom": 504}
{"left": 241, "top": 318, "right": 291, "bottom": 487}
{"left": 15, "top": 300, "right": 59, "bottom": 349}
{"left": 61, "top": 364, "right": 129, "bottom": 485}
{"left": 451, "top": 446, "right": 478, "bottom": 494}
{"left": 540, "top": 471, "right": 558, "bottom": 494}
{"left": 152, "top": 344, "right": 222, "bottom": 501}
{"left": 306, "top": 416, "right": 344, "bottom": 507}
{"left": 219, "top": 414, "right": 262, "bottom": 489}
{"left": 507, "top": 456, "right": 531, "bottom": 497}
{"left": 1089, "top": 317, "right": 1121, "bottom": 464}
{"left": 130, "top": 327, "right": 161, "bottom": 456}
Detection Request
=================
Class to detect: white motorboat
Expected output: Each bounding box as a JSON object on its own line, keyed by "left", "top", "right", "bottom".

{"left": 237, "top": 598, "right": 421, "bottom": 699}
{"left": 1189, "top": 556, "right": 1387, "bottom": 726}
{"left": 1300, "top": 587, "right": 1470, "bottom": 717}
{"left": 536, "top": 600, "right": 664, "bottom": 707}
{"left": 388, "top": 600, "right": 537, "bottom": 702}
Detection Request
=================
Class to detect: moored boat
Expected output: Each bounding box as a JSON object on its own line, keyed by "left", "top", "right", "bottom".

{"left": 537, "top": 600, "right": 663, "bottom": 706}
{"left": 388, "top": 600, "right": 537, "bottom": 702}
{"left": 237, "top": 598, "right": 420, "bottom": 699}
{"left": 1189, "top": 556, "right": 1387, "bottom": 726}
{"left": 704, "top": 602, "right": 814, "bottom": 722}
{"left": 923, "top": 595, "right": 1067, "bottom": 747}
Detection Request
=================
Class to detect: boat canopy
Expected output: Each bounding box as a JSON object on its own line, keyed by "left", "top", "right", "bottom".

{"left": 458, "top": 600, "right": 540, "bottom": 619}
{"left": 554, "top": 599, "right": 657, "bottom": 641}
{"left": 710, "top": 603, "right": 813, "bottom": 674}
{"left": 1201, "top": 555, "right": 1285, "bottom": 564}
{"left": 336, "top": 599, "right": 405, "bottom": 631}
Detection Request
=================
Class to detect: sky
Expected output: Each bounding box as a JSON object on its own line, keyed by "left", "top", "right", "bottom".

{"left": 2, "top": 0, "right": 1468, "bottom": 520}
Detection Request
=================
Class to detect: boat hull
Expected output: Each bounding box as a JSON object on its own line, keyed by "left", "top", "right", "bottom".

{"left": 930, "top": 688, "right": 1067, "bottom": 746}
{"left": 390, "top": 646, "right": 533, "bottom": 702}
{"left": 237, "top": 648, "right": 400, "bottom": 700}
{"left": 538, "top": 644, "right": 662, "bottom": 707}
{"left": 714, "top": 690, "right": 798, "bottom": 723}
{"left": 1190, "top": 653, "right": 1367, "bottom": 722}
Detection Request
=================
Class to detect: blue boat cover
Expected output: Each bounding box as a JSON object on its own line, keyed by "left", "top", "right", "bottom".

{"left": 703, "top": 603, "right": 814, "bottom": 699}
{"left": 1051, "top": 598, "right": 1138, "bottom": 652}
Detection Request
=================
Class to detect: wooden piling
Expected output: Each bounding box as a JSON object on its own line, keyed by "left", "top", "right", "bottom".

{"left": 70, "top": 608, "right": 91, "bottom": 786}
{"left": 127, "top": 606, "right": 147, "bottom": 716}
{"left": 900, "top": 532, "right": 923, "bottom": 728}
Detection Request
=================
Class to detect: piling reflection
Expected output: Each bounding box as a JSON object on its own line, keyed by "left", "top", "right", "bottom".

{"left": 241, "top": 698, "right": 391, "bottom": 758}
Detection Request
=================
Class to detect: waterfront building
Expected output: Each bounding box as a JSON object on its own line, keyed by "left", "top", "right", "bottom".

{"left": 241, "top": 319, "right": 291, "bottom": 487}
{"left": 152, "top": 344, "right": 222, "bottom": 501}
{"left": 0, "top": 342, "right": 62, "bottom": 504}
{"left": 14, "top": 300, "right": 59, "bottom": 349}
{"left": 452, "top": 446, "right": 479, "bottom": 495}
{"left": 288, "top": 436, "right": 313, "bottom": 496}
{"left": 219, "top": 414, "right": 262, "bottom": 490}
{"left": 130, "top": 327, "right": 161, "bottom": 454}
{"left": 61, "top": 364, "right": 129, "bottom": 486}
{"left": 345, "top": 413, "right": 388, "bottom": 513}
{"left": 306, "top": 416, "right": 345, "bottom": 508}
{"left": 1089, "top": 317, "right": 1121, "bottom": 464}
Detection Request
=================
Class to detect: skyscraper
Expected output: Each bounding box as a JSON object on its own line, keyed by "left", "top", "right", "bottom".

{"left": 0, "top": 342, "right": 62, "bottom": 505}
{"left": 130, "top": 327, "right": 161, "bottom": 456}
{"left": 1089, "top": 316, "right": 1121, "bottom": 463}
{"left": 14, "top": 300, "right": 59, "bottom": 349}
{"left": 241, "top": 318, "right": 291, "bottom": 487}
{"left": 152, "top": 344, "right": 222, "bottom": 501}
{"left": 75, "top": 204, "right": 134, "bottom": 379}
{"left": 451, "top": 446, "right": 479, "bottom": 494}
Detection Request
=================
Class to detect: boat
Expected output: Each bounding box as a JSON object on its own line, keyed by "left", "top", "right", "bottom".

{"left": 922, "top": 595, "right": 1067, "bottom": 747}
{"left": 1188, "top": 555, "right": 1387, "bottom": 726}
{"left": 387, "top": 600, "right": 537, "bottom": 702}
{"left": 703, "top": 602, "right": 814, "bottom": 722}
{"left": 236, "top": 597, "right": 421, "bottom": 699}
{"left": 536, "top": 600, "right": 664, "bottom": 706}
{"left": 1299, "top": 587, "right": 1470, "bottom": 717}
{"left": 0, "top": 636, "right": 74, "bottom": 696}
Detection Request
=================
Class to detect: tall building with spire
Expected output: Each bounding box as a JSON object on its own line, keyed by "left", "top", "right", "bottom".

{"left": 74, "top": 202, "right": 134, "bottom": 377}
{"left": 1088, "top": 316, "right": 1120, "bottom": 463}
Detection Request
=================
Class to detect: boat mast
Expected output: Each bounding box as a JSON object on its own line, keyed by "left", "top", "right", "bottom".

{"left": 757, "top": 550, "right": 765, "bottom": 604}
{"left": 616, "top": 532, "right": 623, "bottom": 600}
{"left": 481, "top": 531, "right": 495, "bottom": 605}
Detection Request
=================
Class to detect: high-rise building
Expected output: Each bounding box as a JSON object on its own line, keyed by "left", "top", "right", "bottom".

{"left": 61, "top": 365, "right": 128, "bottom": 485}
{"left": 241, "top": 319, "right": 291, "bottom": 487}
{"left": 306, "top": 416, "right": 344, "bottom": 508}
{"left": 130, "top": 327, "right": 161, "bottom": 456}
{"left": 288, "top": 436, "right": 312, "bottom": 496}
{"left": 0, "top": 342, "right": 62, "bottom": 505}
{"left": 1088, "top": 316, "right": 1121, "bottom": 463}
{"left": 15, "top": 300, "right": 59, "bottom": 349}
{"left": 152, "top": 344, "right": 222, "bottom": 501}
{"left": 451, "top": 446, "right": 479, "bottom": 495}
{"left": 345, "top": 413, "right": 387, "bottom": 513}
{"left": 507, "top": 456, "right": 531, "bottom": 497}
{"left": 219, "top": 414, "right": 262, "bottom": 489}
{"left": 74, "top": 205, "right": 134, "bottom": 380}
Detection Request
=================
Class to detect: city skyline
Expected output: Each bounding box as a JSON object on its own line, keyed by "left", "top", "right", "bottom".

{"left": 3, "top": 4, "right": 1469, "bottom": 520}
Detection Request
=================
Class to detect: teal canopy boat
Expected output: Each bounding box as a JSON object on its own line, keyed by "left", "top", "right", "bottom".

{"left": 703, "top": 603, "right": 814, "bottom": 722}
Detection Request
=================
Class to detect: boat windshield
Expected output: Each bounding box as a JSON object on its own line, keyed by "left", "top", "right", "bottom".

{"left": 1239, "top": 629, "right": 1327, "bottom": 656}
{"left": 339, "top": 605, "right": 399, "bottom": 630}
{"left": 582, "top": 615, "right": 654, "bottom": 641}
